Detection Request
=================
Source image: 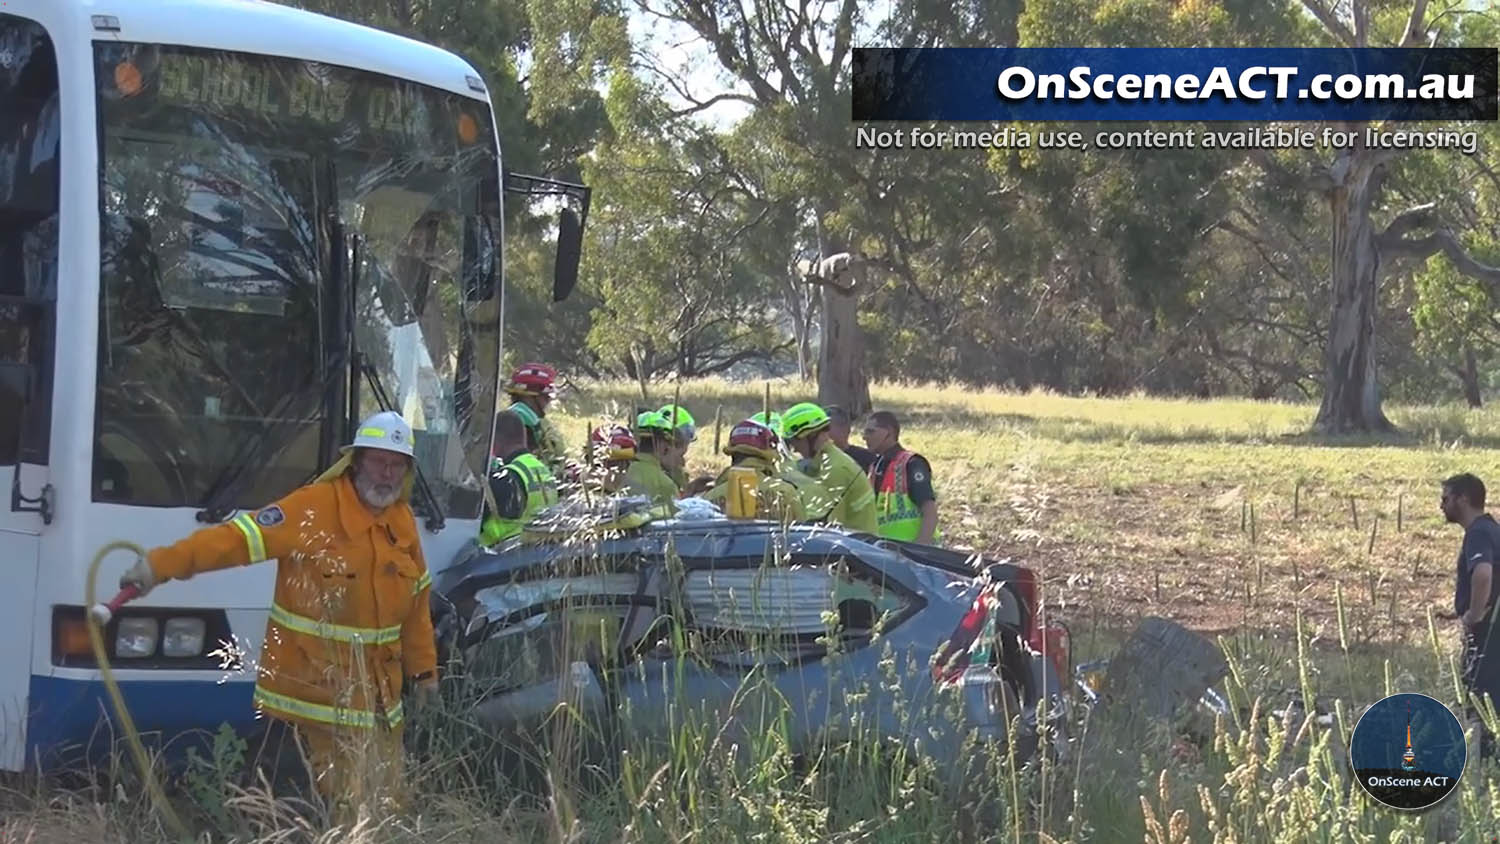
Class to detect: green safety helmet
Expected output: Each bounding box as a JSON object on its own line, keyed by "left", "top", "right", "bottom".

{"left": 748, "top": 411, "right": 783, "bottom": 437}
{"left": 780, "top": 402, "right": 831, "bottom": 440}
{"left": 657, "top": 404, "right": 697, "bottom": 442}
{"left": 509, "top": 402, "right": 541, "bottom": 430}
{"left": 634, "top": 410, "right": 675, "bottom": 438}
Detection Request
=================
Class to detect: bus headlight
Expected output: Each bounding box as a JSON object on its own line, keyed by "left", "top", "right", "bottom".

{"left": 162, "top": 617, "right": 207, "bottom": 657}
{"left": 115, "top": 617, "right": 159, "bottom": 658}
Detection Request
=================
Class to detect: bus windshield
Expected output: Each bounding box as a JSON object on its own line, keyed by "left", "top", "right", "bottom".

{"left": 92, "top": 43, "right": 501, "bottom": 517}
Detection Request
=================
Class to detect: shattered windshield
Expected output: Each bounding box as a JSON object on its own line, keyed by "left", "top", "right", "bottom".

{"left": 92, "top": 43, "right": 501, "bottom": 514}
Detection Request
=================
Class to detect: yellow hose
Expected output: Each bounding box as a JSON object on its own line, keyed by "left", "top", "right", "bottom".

{"left": 85, "top": 541, "right": 192, "bottom": 840}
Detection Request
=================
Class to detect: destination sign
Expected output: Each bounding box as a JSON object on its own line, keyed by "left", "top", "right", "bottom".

{"left": 145, "top": 51, "right": 451, "bottom": 141}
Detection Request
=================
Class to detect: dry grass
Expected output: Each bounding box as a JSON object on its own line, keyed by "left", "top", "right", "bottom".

{"left": 10, "top": 379, "right": 1500, "bottom": 841}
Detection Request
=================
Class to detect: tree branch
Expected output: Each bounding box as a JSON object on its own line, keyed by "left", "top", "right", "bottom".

{"left": 1402, "top": 0, "right": 1431, "bottom": 47}
{"left": 1378, "top": 202, "right": 1438, "bottom": 245}
{"left": 1379, "top": 215, "right": 1500, "bottom": 293}
{"left": 1246, "top": 148, "right": 1335, "bottom": 193}
{"left": 1301, "top": 0, "right": 1357, "bottom": 47}
{"left": 666, "top": 91, "right": 761, "bottom": 118}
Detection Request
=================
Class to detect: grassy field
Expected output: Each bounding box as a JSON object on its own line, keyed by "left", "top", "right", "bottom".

{"left": 8, "top": 380, "right": 1500, "bottom": 842}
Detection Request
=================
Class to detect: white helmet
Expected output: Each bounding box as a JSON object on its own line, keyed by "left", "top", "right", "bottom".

{"left": 343, "top": 410, "right": 415, "bottom": 458}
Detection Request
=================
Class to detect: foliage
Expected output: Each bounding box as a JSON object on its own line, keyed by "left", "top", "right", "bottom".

{"left": 292, "top": 0, "right": 1500, "bottom": 406}
{"left": 16, "top": 382, "right": 1500, "bottom": 841}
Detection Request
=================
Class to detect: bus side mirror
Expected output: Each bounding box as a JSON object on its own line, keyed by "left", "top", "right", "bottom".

{"left": 554, "top": 207, "right": 583, "bottom": 303}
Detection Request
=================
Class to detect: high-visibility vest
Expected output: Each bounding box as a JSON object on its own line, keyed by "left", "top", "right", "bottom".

{"left": 480, "top": 452, "right": 559, "bottom": 546}
{"left": 868, "top": 450, "right": 934, "bottom": 541}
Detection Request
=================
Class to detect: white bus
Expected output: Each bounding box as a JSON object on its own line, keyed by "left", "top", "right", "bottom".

{"left": 0, "top": 0, "right": 586, "bottom": 771}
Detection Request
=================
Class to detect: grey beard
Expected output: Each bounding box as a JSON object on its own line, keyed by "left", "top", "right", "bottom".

{"left": 355, "top": 473, "right": 400, "bottom": 509}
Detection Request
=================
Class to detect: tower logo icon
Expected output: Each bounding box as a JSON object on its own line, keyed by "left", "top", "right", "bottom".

{"left": 1400, "top": 705, "right": 1417, "bottom": 772}
{"left": 1350, "top": 692, "right": 1465, "bottom": 811}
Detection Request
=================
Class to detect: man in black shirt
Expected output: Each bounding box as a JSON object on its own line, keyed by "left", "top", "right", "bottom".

{"left": 1442, "top": 472, "right": 1500, "bottom": 759}
{"left": 826, "top": 405, "right": 876, "bottom": 472}
{"left": 862, "top": 410, "right": 938, "bottom": 544}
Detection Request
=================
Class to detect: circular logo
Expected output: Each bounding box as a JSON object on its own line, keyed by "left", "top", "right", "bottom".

{"left": 1349, "top": 692, "right": 1466, "bottom": 811}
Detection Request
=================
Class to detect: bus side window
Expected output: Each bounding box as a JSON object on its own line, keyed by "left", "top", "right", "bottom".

{"left": 0, "top": 13, "right": 59, "bottom": 467}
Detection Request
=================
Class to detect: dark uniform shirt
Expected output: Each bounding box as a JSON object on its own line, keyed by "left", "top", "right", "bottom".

{"left": 868, "top": 445, "right": 935, "bottom": 505}
{"left": 487, "top": 448, "right": 529, "bottom": 520}
{"left": 843, "top": 444, "right": 877, "bottom": 473}
{"left": 1455, "top": 513, "right": 1500, "bottom": 616}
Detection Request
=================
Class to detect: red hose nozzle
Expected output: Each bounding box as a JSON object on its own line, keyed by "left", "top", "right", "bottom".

{"left": 90, "top": 584, "right": 141, "bottom": 627}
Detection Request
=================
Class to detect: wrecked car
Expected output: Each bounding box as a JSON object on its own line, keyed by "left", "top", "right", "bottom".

{"left": 429, "top": 508, "right": 1071, "bottom": 775}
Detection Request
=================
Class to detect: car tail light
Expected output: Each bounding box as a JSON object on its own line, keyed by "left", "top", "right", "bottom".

{"left": 1012, "top": 567, "right": 1039, "bottom": 641}
{"left": 932, "top": 590, "right": 996, "bottom": 684}
{"left": 1035, "top": 622, "right": 1070, "bottom": 681}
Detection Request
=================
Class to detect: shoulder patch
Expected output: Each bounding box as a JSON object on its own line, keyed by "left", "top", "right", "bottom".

{"left": 912, "top": 470, "right": 927, "bottom": 483}
{"left": 255, "top": 505, "right": 286, "bottom": 528}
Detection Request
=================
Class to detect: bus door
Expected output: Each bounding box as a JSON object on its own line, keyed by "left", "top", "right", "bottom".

{"left": 0, "top": 10, "right": 60, "bottom": 771}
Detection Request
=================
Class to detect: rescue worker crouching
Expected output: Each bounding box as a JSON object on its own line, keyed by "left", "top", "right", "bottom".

{"left": 780, "top": 402, "right": 879, "bottom": 533}
{"left": 623, "top": 411, "right": 682, "bottom": 507}
{"left": 704, "top": 419, "right": 816, "bottom": 522}
{"left": 480, "top": 409, "right": 561, "bottom": 547}
{"left": 117, "top": 411, "right": 437, "bottom": 820}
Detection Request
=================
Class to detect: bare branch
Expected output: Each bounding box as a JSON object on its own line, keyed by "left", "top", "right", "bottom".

{"left": 1380, "top": 217, "right": 1500, "bottom": 293}
{"left": 1301, "top": 0, "right": 1357, "bottom": 46}
{"left": 1246, "top": 148, "right": 1335, "bottom": 193}
{"left": 666, "top": 91, "right": 761, "bottom": 118}
{"left": 1402, "top": 0, "right": 1431, "bottom": 46}
{"left": 1379, "top": 202, "right": 1439, "bottom": 245}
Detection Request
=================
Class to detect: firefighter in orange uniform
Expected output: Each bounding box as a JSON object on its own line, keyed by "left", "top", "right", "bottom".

{"left": 117, "top": 411, "right": 437, "bottom": 820}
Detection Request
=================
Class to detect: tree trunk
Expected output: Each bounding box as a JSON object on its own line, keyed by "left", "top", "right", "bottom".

{"left": 1461, "top": 345, "right": 1483, "bottom": 408}
{"left": 1314, "top": 148, "right": 1395, "bottom": 434}
{"left": 797, "top": 312, "right": 814, "bottom": 382}
{"left": 817, "top": 277, "right": 871, "bottom": 416}
{"left": 810, "top": 221, "right": 871, "bottom": 415}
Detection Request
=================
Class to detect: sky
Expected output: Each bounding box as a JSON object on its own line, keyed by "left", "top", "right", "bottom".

{"left": 624, "top": 1, "right": 889, "bottom": 131}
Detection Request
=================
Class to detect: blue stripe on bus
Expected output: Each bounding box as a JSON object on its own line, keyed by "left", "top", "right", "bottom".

{"left": 26, "top": 675, "right": 258, "bottom": 770}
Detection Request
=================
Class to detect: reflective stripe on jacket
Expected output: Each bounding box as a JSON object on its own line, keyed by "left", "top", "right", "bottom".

{"left": 802, "top": 441, "right": 878, "bottom": 533}
{"left": 869, "top": 450, "right": 923, "bottom": 540}
{"left": 480, "top": 452, "right": 559, "bottom": 546}
{"left": 147, "top": 473, "right": 437, "bottom": 731}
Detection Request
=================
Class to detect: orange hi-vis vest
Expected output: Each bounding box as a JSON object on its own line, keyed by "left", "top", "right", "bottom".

{"left": 147, "top": 472, "right": 437, "bottom": 731}
{"left": 868, "top": 450, "right": 933, "bottom": 542}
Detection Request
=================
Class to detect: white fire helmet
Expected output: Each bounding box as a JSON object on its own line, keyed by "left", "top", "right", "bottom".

{"left": 342, "top": 410, "right": 415, "bottom": 458}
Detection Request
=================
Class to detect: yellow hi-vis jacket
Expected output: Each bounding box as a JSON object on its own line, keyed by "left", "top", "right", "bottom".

{"left": 146, "top": 468, "right": 436, "bottom": 732}
{"left": 623, "top": 453, "right": 680, "bottom": 507}
{"left": 800, "top": 440, "right": 879, "bottom": 533}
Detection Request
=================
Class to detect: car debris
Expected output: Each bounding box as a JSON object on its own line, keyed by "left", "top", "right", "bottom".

{"left": 430, "top": 504, "right": 1073, "bottom": 777}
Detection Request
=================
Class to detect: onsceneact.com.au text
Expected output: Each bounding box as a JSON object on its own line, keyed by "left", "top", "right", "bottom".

{"left": 996, "top": 66, "right": 1475, "bottom": 102}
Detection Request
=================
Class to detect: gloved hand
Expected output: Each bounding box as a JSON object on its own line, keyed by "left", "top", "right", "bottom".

{"left": 413, "top": 677, "right": 439, "bottom": 712}
{"left": 119, "top": 558, "right": 158, "bottom": 597}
